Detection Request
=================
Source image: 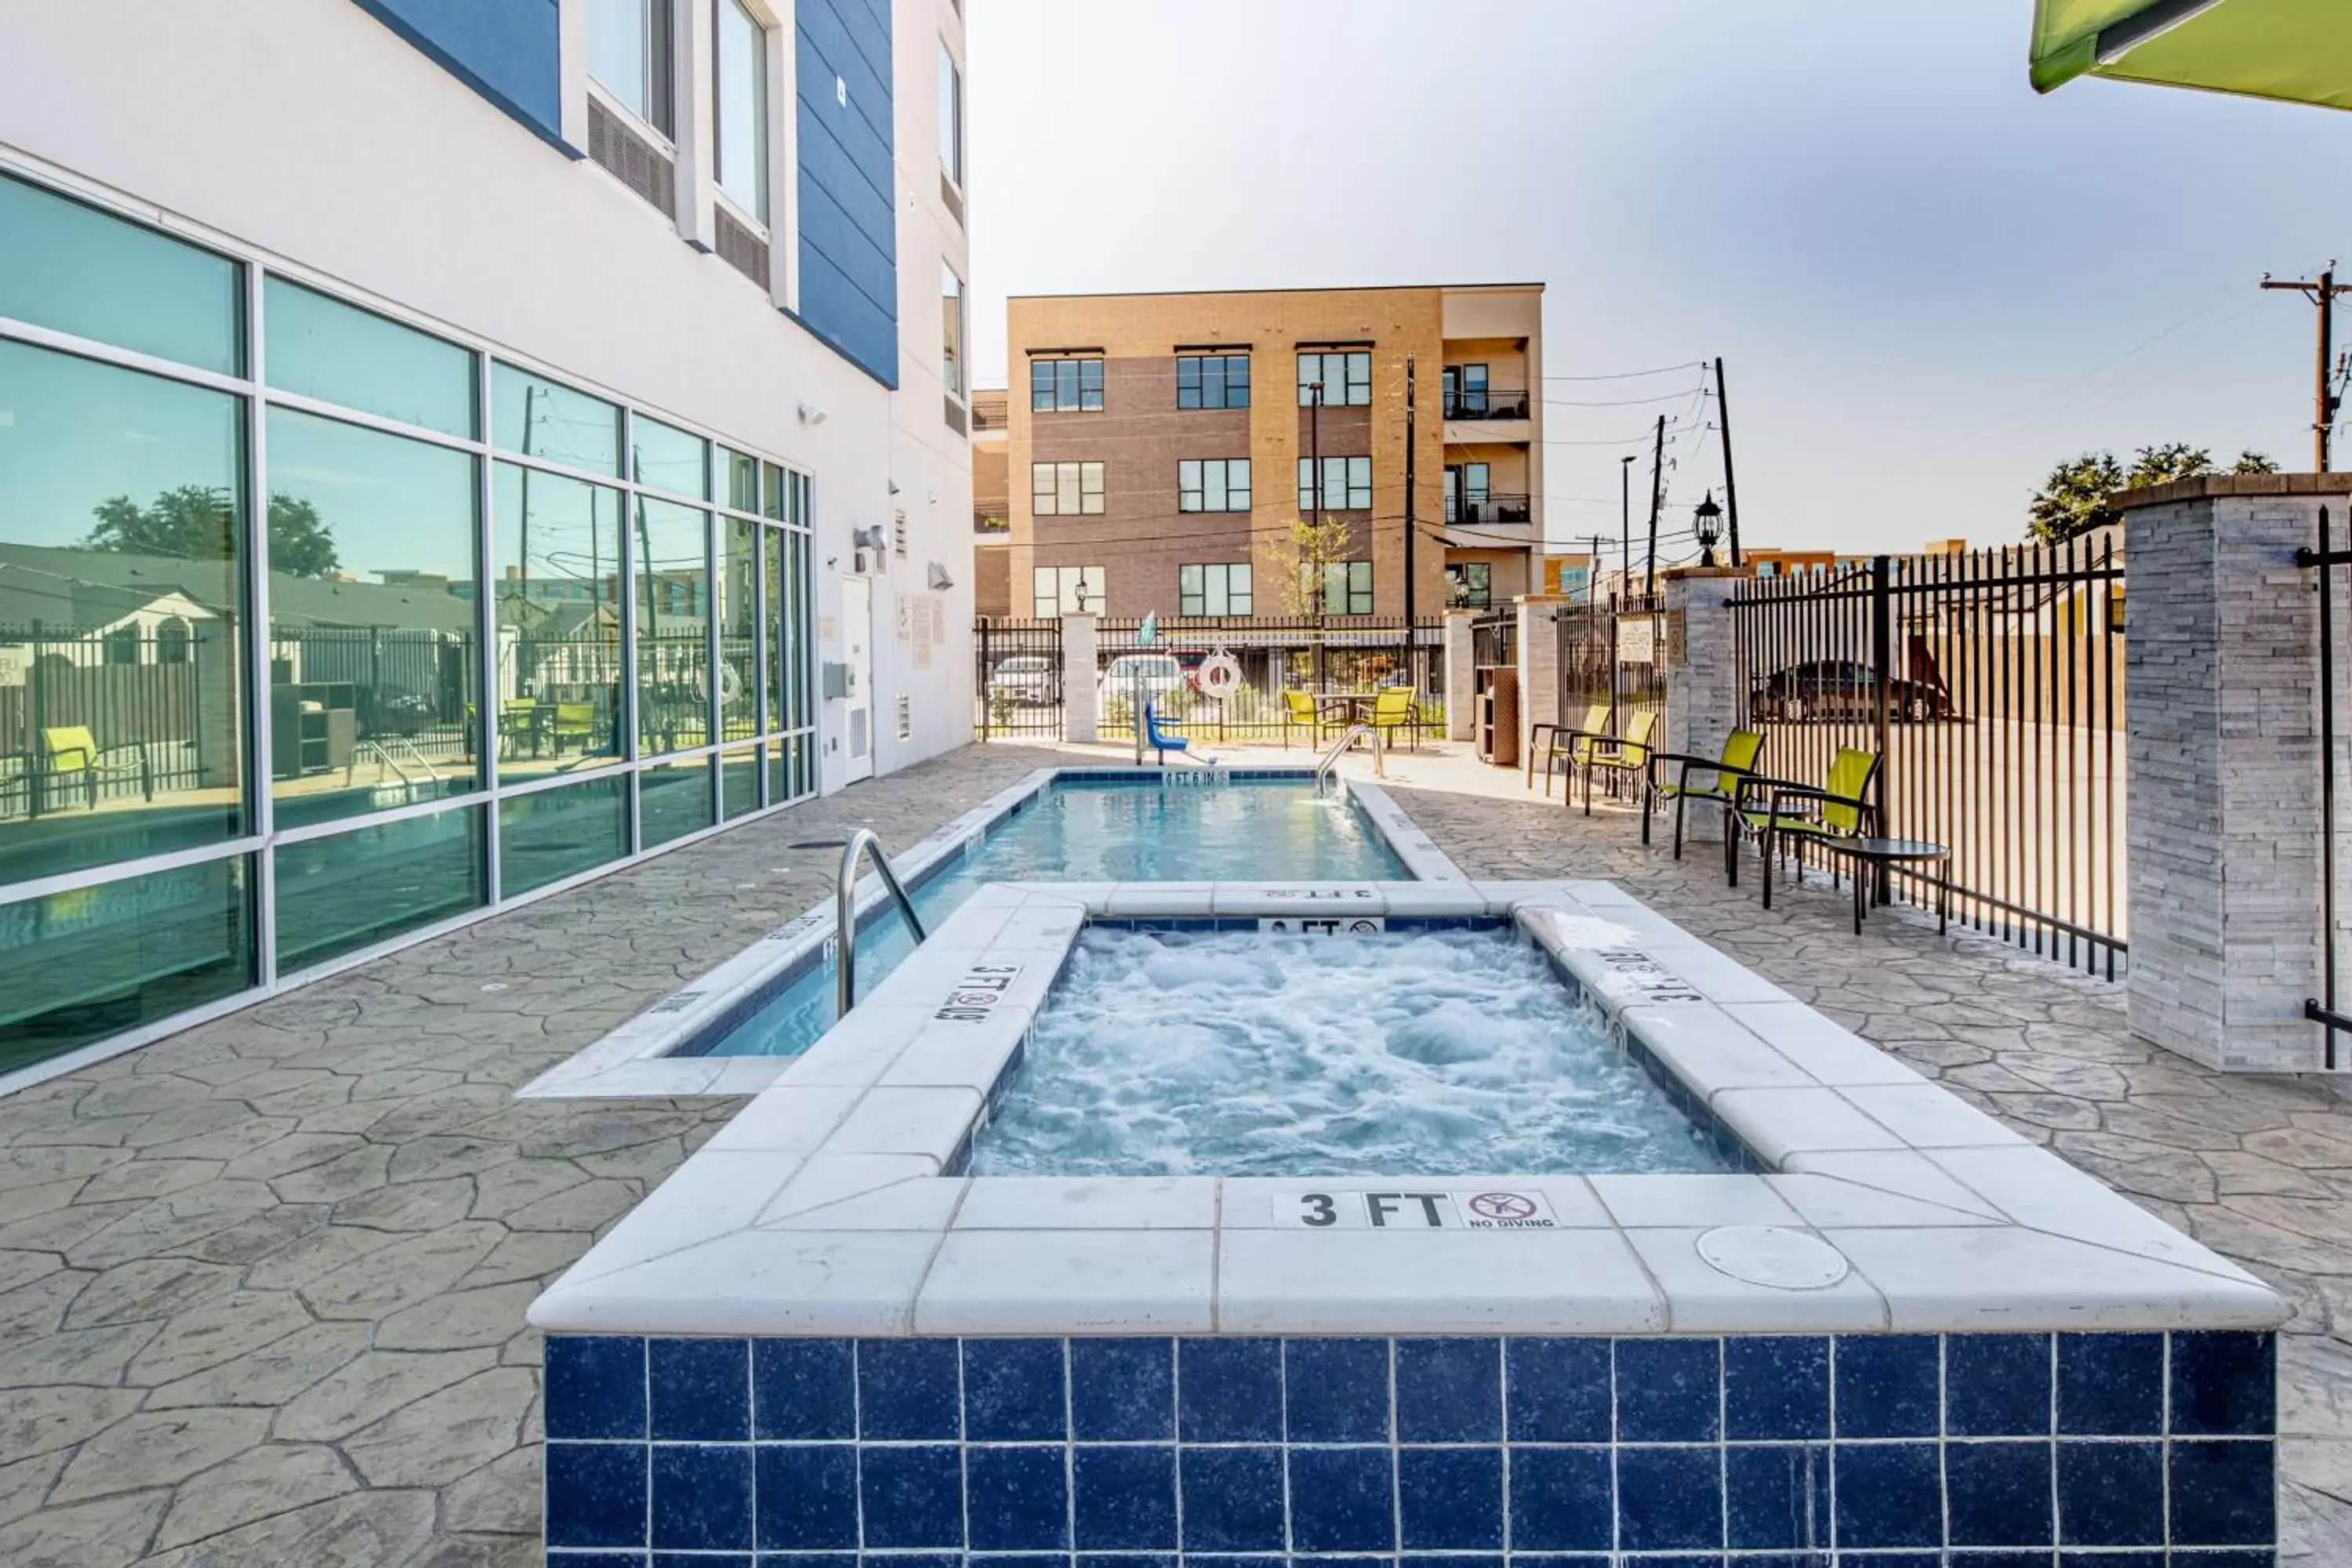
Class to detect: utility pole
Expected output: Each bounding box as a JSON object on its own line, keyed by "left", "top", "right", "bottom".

{"left": 2262, "top": 266, "right": 2352, "bottom": 471}
{"left": 1715, "top": 356, "right": 1743, "bottom": 567}
{"left": 1588, "top": 533, "right": 1602, "bottom": 606}
{"left": 1618, "top": 455, "right": 1635, "bottom": 603}
{"left": 1403, "top": 356, "right": 1417, "bottom": 675}
{"left": 1310, "top": 377, "right": 1324, "bottom": 622}
{"left": 1644, "top": 414, "right": 1666, "bottom": 596}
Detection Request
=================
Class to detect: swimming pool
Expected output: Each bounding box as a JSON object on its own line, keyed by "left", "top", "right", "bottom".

{"left": 691, "top": 774, "right": 1408, "bottom": 1058}
{"left": 971, "top": 925, "right": 1733, "bottom": 1177}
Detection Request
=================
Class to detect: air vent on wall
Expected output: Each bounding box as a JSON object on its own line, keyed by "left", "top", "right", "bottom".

{"left": 715, "top": 207, "right": 771, "bottom": 290}
{"left": 895, "top": 693, "right": 912, "bottom": 742}
{"left": 587, "top": 97, "right": 677, "bottom": 216}
{"left": 942, "top": 395, "right": 967, "bottom": 436}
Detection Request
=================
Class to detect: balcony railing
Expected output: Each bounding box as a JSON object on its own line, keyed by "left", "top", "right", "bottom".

{"left": 1445, "top": 492, "right": 1534, "bottom": 527}
{"left": 1443, "top": 387, "right": 1532, "bottom": 420}
{"left": 971, "top": 401, "right": 1008, "bottom": 431}
{"left": 974, "top": 511, "right": 1010, "bottom": 536}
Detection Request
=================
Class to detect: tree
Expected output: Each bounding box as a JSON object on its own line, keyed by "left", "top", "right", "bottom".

{"left": 2234, "top": 449, "right": 2281, "bottom": 474}
{"left": 2027, "top": 452, "right": 2123, "bottom": 545}
{"left": 2124, "top": 442, "right": 2215, "bottom": 491}
{"left": 1280, "top": 514, "right": 1356, "bottom": 623}
{"left": 85, "top": 485, "right": 339, "bottom": 577}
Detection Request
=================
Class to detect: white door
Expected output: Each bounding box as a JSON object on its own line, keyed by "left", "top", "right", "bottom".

{"left": 841, "top": 575, "right": 875, "bottom": 782}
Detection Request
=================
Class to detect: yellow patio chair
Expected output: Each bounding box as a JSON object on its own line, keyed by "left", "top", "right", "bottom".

{"left": 1281, "top": 688, "right": 1347, "bottom": 747}
{"left": 1530, "top": 702, "right": 1610, "bottom": 798}
{"left": 1575, "top": 710, "right": 1657, "bottom": 816}
{"left": 1368, "top": 686, "right": 1420, "bottom": 753}
{"left": 42, "top": 724, "right": 150, "bottom": 808}
{"left": 1642, "top": 728, "right": 1766, "bottom": 858}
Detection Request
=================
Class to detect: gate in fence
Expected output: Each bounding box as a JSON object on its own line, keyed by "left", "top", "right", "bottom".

{"left": 1725, "top": 539, "right": 2127, "bottom": 977}
{"left": 973, "top": 618, "right": 1063, "bottom": 740}
{"left": 1553, "top": 592, "right": 1666, "bottom": 735}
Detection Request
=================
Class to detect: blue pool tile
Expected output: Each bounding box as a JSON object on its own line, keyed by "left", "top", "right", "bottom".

{"left": 1081, "top": 1556, "right": 1172, "bottom": 1568}
{"left": 546, "top": 1440, "right": 647, "bottom": 1549}
{"left": 858, "top": 1339, "right": 962, "bottom": 1441}
{"left": 2054, "top": 1439, "right": 2162, "bottom": 1547}
{"left": 650, "top": 1443, "right": 752, "bottom": 1551}
{"left": 546, "top": 1555, "right": 645, "bottom": 1568}
{"left": 2058, "top": 1553, "right": 2165, "bottom": 1568}
{"left": 749, "top": 1555, "right": 852, "bottom": 1568}
{"left": 2170, "top": 1439, "right": 2276, "bottom": 1546}
{"left": 1944, "top": 1554, "right": 2053, "bottom": 1568}
{"left": 1395, "top": 1338, "right": 1501, "bottom": 1442}
{"left": 655, "top": 1552, "right": 749, "bottom": 1568}
{"left": 868, "top": 1555, "right": 963, "bottom": 1568}
{"left": 1287, "top": 1445, "right": 1397, "bottom": 1552}
{"left": 2160, "top": 1554, "right": 2277, "bottom": 1568}
{"left": 1398, "top": 1447, "right": 1503, "bottom": 1549}
{"left": 1616, "top": 1338, "right": 1723, "bottom": 1443}
{"left": 1506, "top": 1556, "right": 1612, "bottom": 1568}
{"left": 1831, "top": 1442, "right": 1942, "bottom": 1549}
{"left": 1179, "top": 1446, "right": 1286, "bottom": 1552}
{"left": 965, "top": 1339, "right": 1069, "bottom": 1442}
{"left": 1946, "top": 1334, "right": 2052, "bottom": 1437}
{"left": 2056, "top": 1332, "right": 2165, "bottom": 1436}
{"left": 1073, "top": 1445, "right": 1178, "bottom": 1549}
{"left": 754, "top": 1444, "right": 858, "bottom": 1550}
{"left": 1723, "top": 1443, "right": 1830, "bottom": 1550}
{"left": 967, "top": 1445, "right": 1071, "bottom": 1551}
{"left": 1944, "top": 1439, "right": 2052, "bottom": 1547}
{"left": 753, "top": 1340, "right": 855, "bottom": 1439}
{"left": 1507, "top": 1446, "right": 1613, "bottom": 1551}
{"left": 1722, "top": 1553, "right": 1826, "bottom": 1566}
{"left": 1402, "top": 1555, "right": 1503, "bottom": 1568}
{"left": 2172, "top": 1331, "right": 2277, "bottom": 1436}
{"left": 650, "top": 1338, "right": 750, "bottom": 1442}
{"left": 1832, "top": 1335, "right": 1940, "bottom": 1439}
{"left": 1072, "top": 1338, "right": 1174, "bottom": 1440}
{"left": 1178, "top": 1556, "right": 1272, "bottom": 1568}
{"left": 1723, "top": 1337, "right": 1829, "bottom": 1442}
{"left": 1617, "top": 1446, "right": 1724, "bottom": 1552}
{"left": 1505, "top": 1338, "right": 1612, "bottom": 1443}
{"left": 970, "top": 1557, "right": 1069, "bottom": 1568}
{"left": 1178, "top": 1338, "right": 1283, "bottom": 1442}
{"left": 858, "top": 1443, "right": 965, "bottom": 1549}
{"left": 546, "top": 1336, "right": 648, "bottom": 1440}
{"left": 1286, "top": 1337, "right": 1392, "bottom": 1442}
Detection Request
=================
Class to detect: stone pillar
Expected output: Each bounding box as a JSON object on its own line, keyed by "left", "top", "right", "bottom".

{"left": 1515, "top": 597, "right": 1563, "bottom": 764}
{"left": 1443, "top": 609, "right": 1477, "bottom": 741}
{"left": 1059, "top": 613, "right": 1097, "bottom": 745}
{"left": 2122, "top": 475, "right": 2351, "bottom": 1072}
{"left": 1661, "top": 568, "right": 1746, "bottom": 822}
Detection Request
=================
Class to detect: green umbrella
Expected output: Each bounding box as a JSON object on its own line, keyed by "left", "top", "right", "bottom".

{"left": 2031, "top": 0, "right": 2352, "bottom": 110}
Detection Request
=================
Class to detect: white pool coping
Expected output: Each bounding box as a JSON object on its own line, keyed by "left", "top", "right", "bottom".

{"left": 515, "top": 766, "right": 1457, "bottom": 1100}
{"left": 528, "top": 878, "right": 2288, "bottom": 1339}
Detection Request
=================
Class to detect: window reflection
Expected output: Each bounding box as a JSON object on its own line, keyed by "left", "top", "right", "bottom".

{"left": 494, "top": 463, "right": 623, "bottom": 781}
{"left": 492, "top": 365, "right": 621, "bottom": 477}
{"left": 638, "top": 753, "right": 713, "bottom": 846}
{"left": 264, "top": 408, "right": 481, "bottom": 829}
{"left": 265, "top": 279, "right": 474, "bottom": 438}
{"left": 633, "top": 497, "right": 710, "bottom": 755}
{"left": 499, "top": 775, "right": 628, "bottom": 896}
{"left": 630, "top": 415, "right": 707, "bottom": 499}
{"left": 0, "top": 174, "right": 242, "bottom": 376}
{"left": 274, "top": 806, "right": 485, "bottom": 972}
{"left": 720, "top": 517, "right": 758, "bottom": 741}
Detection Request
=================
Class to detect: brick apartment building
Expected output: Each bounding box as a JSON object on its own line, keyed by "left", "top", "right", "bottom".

{"left": 989, "top": 284, "right": 1544, "bottom": 620}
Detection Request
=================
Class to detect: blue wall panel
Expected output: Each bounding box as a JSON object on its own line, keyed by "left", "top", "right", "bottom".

{"left": 796, "top": 0, "right": 898, "bottom": 386}
{"left": 352, "top": 0, "right": 568, "bottom": 153}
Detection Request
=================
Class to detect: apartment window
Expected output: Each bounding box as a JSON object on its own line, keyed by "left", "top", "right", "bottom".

{"left": 1445, "top": 462, "right": 1490, "bottom": 522}
{"left": 1034, "top": 565, "right": 1105, "bottom": 616}
{"left": 1447, "top": 562, "right": 1494, "bottom": 610}
{"left": 1444, "top": 363, "right": 1490, "bottom": 416}
{"left": 1031, "top": 358, "right": 1104, "bottom": 412}
{"left": 1032, "top": 460, "right": 1105, "bottom": 516}
{"left": 936, "top": 40, "right": 964, "bottom": 186}
{"left": 1177, "top": 354, "right": 1250, "bottom": 410}
{"left": 1317, "top": 561, "right": 1374, "bottom": 616}
{"left": 1297, "top": 456, "right": 1372, "bottom": 512}
{"left": 1178, "top": 563, "right": 1253, "bottom": 616}
{"left": 941, "top": 266, "right": 965, "bottom": 400}
{"left": 713, "top": 0, "right": 769, "bottom": 221}
{"left": 1297, "top": 350, "right": 1371, "bottom": 407}
{"left": 588, "top": 0, "right": 674, "bottom": 135}
{"left": 1178, "top": 458, "right": 1251, "bottom": 514}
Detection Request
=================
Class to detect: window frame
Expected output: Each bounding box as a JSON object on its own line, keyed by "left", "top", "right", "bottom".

{"left": 1319, "top": 559, "right": 1375, "bottom": 616}
{"left": 1296, "top": 455, "right": 1372, "bottom": 512}
{"left": 1178, "top": 561, "right": 1253, "bottom": 616}
{"left": 1297, "top": 350, "right": 1372, "bottom": 407}
{"left": 1031, "top": 460, "right": 1105, "bottom": 517}
{"left": 1447, "top": 561, "right": 1494, "bottom": 610}
{"left": 586, "top": 0, "right": 677, "bottom": 142}
{"left": 1031, "top": 357, "right": 1105, "bottom": 413}
{"left": 711, "top": 0, "right": 771, "bottom": 225}
{"left": 1032, "top": 564, "right": 1105, "bottom": 617}
{"left": 936, "top": 38, "right": 964, "bottom": 187}
{"left": 1176, "top": 353, "right": 1250, "bottom": 411}
{"left": 1177, "top": 457, "right": 1251, "bottom": 514}
{"left": 940, "top": 264, "right": 965, "bottom": 402}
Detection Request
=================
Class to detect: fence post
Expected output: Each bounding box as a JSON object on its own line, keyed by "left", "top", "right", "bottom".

{"left": 1516, "top": 597, "right": 1560, "bottom": 765}
{"left": 2118, "top": 476, "right": 2349, "bottom": 1072}
{"left": 1661, "top": 569, "right": 1744, "bottom": 840}
{"left": 1443, "top": 609, "right": 1478, "bottom": 740}
{"left": 1060, "top": 612, "right": 1097, "bottom": 746}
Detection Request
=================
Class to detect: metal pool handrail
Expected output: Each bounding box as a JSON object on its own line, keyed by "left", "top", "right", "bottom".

{"left": 1315, "top": 723, "right": 1385, "bottom": 782}
{"left": 788, "top": 830, "right": 928, "bottom": 1019}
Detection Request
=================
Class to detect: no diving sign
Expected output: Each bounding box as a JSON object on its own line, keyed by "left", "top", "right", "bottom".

{"left": 1291, "top": 1189, "right": 1558, "bottom": 1230}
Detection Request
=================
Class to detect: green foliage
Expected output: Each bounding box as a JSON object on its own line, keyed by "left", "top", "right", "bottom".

{"left": 2027, "top": 443, "right": 2281, "bottom": 544}
{"left": 86, "top": 485, "right": 339, "bottom": 577}
{"left": 1282, "top": 514, "right": 1356, "bottom": 621}
{"left": 2124, "top": 442, "right": 2214, "bottom": 491}
{"left": 2233, "top": 449, "right": 2281, "bottom": 474}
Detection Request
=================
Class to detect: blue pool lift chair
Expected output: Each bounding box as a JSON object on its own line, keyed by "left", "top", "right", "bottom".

{"left": 1143, "top": 702, "right": 1215, "bottom": 766}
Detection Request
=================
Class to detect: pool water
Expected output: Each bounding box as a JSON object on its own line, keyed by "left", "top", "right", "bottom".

{"left": 695, "top": 778, "right": 1405, "bottom": 1056}
{"left": 970, "top": 927, "right": 1735, "bottom": 1177}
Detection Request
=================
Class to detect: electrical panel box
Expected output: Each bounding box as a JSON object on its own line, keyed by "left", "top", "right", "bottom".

{"left": 821, "top": 662, "right": 851, "bottom": 699}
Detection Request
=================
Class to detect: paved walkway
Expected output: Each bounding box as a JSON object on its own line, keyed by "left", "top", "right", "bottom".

{"left": 2, "top": 737, "right": 2347, "bottom": 1563}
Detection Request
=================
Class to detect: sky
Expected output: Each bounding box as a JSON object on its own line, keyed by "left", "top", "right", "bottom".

{"left": 964, "top": 0, "right": 2347, "bottom": 565}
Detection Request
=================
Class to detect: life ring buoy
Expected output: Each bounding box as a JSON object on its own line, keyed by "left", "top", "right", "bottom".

{"left": 1196, "top": 652, "right": 1243, "bottom": 702}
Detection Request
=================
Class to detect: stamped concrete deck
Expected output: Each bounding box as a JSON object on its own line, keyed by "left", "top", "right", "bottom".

{"left": 1, "top": 737, "right": 2347, "bottom": 1564}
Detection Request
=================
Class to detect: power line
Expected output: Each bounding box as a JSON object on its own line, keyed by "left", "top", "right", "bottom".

{"left": 1543, "top": 361, "right": 1706, "bottom": 383}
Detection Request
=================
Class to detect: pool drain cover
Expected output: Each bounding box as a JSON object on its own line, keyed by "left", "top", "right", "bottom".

{"left": 1695, "top": 1226, "right": 1851, "bottom": 1290}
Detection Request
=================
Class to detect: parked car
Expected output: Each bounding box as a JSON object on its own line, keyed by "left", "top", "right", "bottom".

{"left": 1749, "top": 659, "right": 1954, "bottom": 723}
{"left": 986, "top": 655, "right": 1061, "bottom": 707}
{"left": 1098, "top": 654, "right": 1186, "bottom": 705}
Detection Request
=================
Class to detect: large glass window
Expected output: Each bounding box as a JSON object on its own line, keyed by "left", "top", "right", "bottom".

{"left": 1033, "top": 565, "right": 1104, "bottom": 617}
{"left": 1298, "top": 456, "right": 1373, "bottom": 511}
{"left": 493, "top": 463, "right": 623, "bottom": 782}
{"left": 1298, "top": 350, "right": 1372, "bottom": 407}
{"left": 937, "top": 39, "right": 964, "bottom": 186}
{"left": 1319, "top": 560, "right": 1374, "bottom": 616}
{"left": 719, "top": 517, "right": 758, "bottom": 741}
{"left": 630, "top": 415, "right": 708, "bottom": 499}
{"left": 0, "top": 173, "right": 242, "bottom": 376}
{"left": 499, "top": 775, "right": 628, "bottom": 896}
{"left": 1177, "top": 354, "right": 1250, "bottom": 410}
{"left": 639, "top": 754, "right": 714, "bottom": 846}
{"left": 264, "top": 408, "right": 481, "bottom": 829}
{"left": 721, "top": 447, "right": 758, "bottom": 513}
{"left": 1178, "top": 458, "right": 1250, "bottom": 514}
{"left": 1178, "top": 563, "right": 1252, "bottom": 616}
{"left": 264, "top": 278, "right": 475, "bottom": 438}
{"left": 493, "top": 366, "right": 622, "bottom": 477}
{"left": 714, "top": 0, "right": 771, "bottom": 222}
{"left": 1031, "top": 358, "right": 1103, "bottom": 412}
{"left": 1447, "top": 561, "right": 1494, "bottom": 610}
{"left": 941, "top": 267, "right": 965, "bottom": 401}
{"left": 633, "top": 498, "right": 710, "bottom": 754}
{"left": 274, "top": 807, "right": 485, "bottom": 973}
{"left": 588, "top": 0, "right": 675, "bottom": 135}
{"left": 1032, "top": 461, "right": 1105, "bottom": 517}
{"left": 771, "top": 506, "right": 813, "bottom": 736}
{"left": 721, "top": 743, "right": 761, "bottom": 818}
{"left": 0, "top": 340, "right": 249, "bottom": 884}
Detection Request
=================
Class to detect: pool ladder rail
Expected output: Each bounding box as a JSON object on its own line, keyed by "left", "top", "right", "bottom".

{"left": 788, "top": 829, "right": 928, "bottom": 1018}
{"left": 1315, "top": 722, "right": 1386, "bottom": 782}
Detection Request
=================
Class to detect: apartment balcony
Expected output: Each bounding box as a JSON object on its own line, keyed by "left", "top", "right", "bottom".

{"left": 1445, "top": 492, "right": 1535, "bottom": 529}
{"left": 1441, "top": 387, "right": 1534, "bottom": 446}
{"left": 1442, "top": 388, "right": 1531, "bottom": 420}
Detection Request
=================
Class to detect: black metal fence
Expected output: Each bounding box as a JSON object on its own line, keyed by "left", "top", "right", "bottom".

{"left": 2299, "top": 506, "right": 2350, "bottom": 1065}
{"left": 1726, "top": 540, "right": 2127, "bottom": 976}
{"left": 1471, "top": 612, "right": 1516, "bottom": 670}
{"left": 3, "top": 622, "right": 220, "bottom": 818}
{"left": 1553, "top": 592, "right": 1666, "bottom": 735}
{"left": 1094, "top": 616, "right": 1445, "bottom": 744}
{"left": 974, "top": 618, "right": 1064, "bottom": 740}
